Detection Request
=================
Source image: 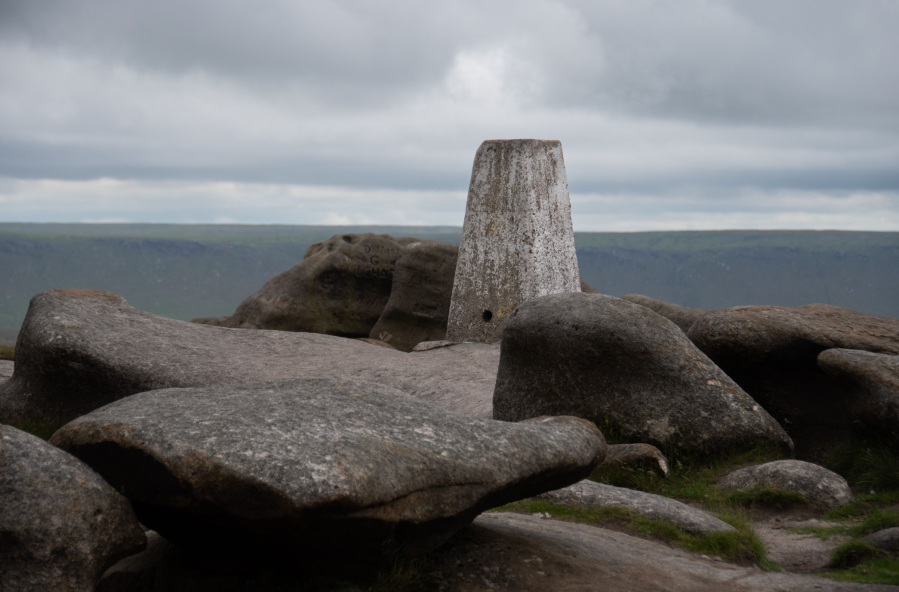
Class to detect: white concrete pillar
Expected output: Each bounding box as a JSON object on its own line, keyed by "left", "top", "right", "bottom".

{"left": 446, "top": 139, "right": 580, "bottom": 343}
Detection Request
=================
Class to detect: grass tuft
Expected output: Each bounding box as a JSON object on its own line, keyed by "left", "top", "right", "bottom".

{"left": 0, "top": 345, "right": 13, "bottom": 361}
{"left": 826, "top": 432, "right": 899, "bottom": 491}
{"left": 589, "top": 443, "right": 800, "bottom": 513}
{"left": 818, "top": 557, "right": 899, "bottom": 585}
{"left": 11, "top": 420, "right": 65, "bottom": 441}
{"left": 828, "top": 540, "right": 884, "bottom": 569}
{"left": 491, "top": 499, "right": 777, "bottom": 569}
{"left": 848, "top": 509, "right": 899, "bottom": 538}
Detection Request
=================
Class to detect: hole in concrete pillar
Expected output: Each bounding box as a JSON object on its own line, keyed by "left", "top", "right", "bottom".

{"left": 482, "top": 310, "right": 493, "bottom": 322}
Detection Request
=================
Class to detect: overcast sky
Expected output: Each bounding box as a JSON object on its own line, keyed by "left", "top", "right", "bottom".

{"left": 1, "top": 0, "right": 897, "bottom": 230}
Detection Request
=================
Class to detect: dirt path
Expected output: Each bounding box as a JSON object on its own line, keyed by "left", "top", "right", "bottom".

{"left": 755, "top": 516, "right": 849, "bottom": 573}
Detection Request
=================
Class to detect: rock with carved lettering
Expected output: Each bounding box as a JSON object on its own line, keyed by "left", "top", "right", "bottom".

{"left": 493, "top": 292, "right": 793, "bottom": 454}
{"left": 221, "top": 233, "right": 418, "bottom": 335}
{"left": 51, "top": 378, "right": 606, "bottom": 566}
{"left": 369, "top": 240, "right": 458, "bottom": 351}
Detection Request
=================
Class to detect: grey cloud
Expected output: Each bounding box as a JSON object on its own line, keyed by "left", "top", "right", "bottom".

{"left": 0, "top": 0, "right": 897, "bottom": 199}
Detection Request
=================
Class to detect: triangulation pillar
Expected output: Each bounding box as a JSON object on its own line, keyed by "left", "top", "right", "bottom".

{"left": 446, "top": 139, "right": 580, "bottom": 343}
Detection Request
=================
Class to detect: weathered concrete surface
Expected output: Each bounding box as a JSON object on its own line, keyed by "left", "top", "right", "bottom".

{"left": 493, "top": 293, "right": 792, "bottom": 454}
{"left": 533, "top": 480, "right": 734, "bottom": 535}
{"left": 51, "top": 378, "right": 606, "bottom": 563}
{"left": 215, "top": 233, "right": 418, "bottom": 335}
{"left": 621, "top": 294, "right": 708, "bottom": 334}
{"left": 430, "top": 513, "right": 892, "bottom": 591}
{"left": 0, "top": 424, "right": 146, "bottom": 592}
{"left": 369, "top": 239, "right": 457, "bottom": 351}
{"left": 0, "top": 290, "right": 500, "bottom": 424}
{"left": 688, "top": 304, "right": 899, "bottom": 459}
{"left": 602, "top": 443, "right": 670, "bottom": 477}
{"left": 447, "top": 140, "right": 580, "bottom": 343}
{"left": 717, "top": 460, "right": 851, "bottom": 509}
{"left": 818, "top": 348, "right": 899, "bottom": 441}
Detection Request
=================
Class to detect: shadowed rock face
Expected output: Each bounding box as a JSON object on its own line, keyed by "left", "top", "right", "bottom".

{"left": 688, "top": 304, "right": 899, "bottom": 459}
{"left": 221, "top": 233, "right": 418, "bottom": 335}
{"left": 621, "top": 294, "right": 708, "bottom": 334}
{"left": 493, "top": 292, "right": 792, "bottom": 455}
{"left": 818, "top": 348, "right": 899, "bottom": 441}
{"left": 0, "top": 289, "right": 500, "bottom": 424}
{"left": 1, "top": 425, "right": 146, "bottom": 592}
{"left": 51, "top": 378, "right": 606, "bottom": 564}
{"left": 369, "top": 240, "right": 458, "bottom": 351}
{"left": 717, "top": 460, "right": 851, "bottom": 509}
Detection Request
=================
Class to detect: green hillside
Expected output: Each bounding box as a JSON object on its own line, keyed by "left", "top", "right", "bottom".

{"left": 2, "top": 224, "right": 897, "bottom": 345}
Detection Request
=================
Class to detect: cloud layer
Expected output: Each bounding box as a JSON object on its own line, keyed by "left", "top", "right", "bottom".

{"left": 1, "top": 0, "right": 897, "bottom": 229}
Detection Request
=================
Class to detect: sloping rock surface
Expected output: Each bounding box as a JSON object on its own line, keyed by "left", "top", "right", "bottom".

{"left": 621, "top": 294, "right": 708, "bottom": 334}
{"left": 533, "top": 480, "right": 734, "bottom": 535}
{"left": 818, "top": 348, "right": 899, "bottom": 441}
{"left": 0, "top": 289, "right": 499, "bottom": 424}
{"left": 433, "top": 513, "right": 891, "bottom": 592}
{"left": 717, "top": 460, "right": 851, "bottom": 508}
{"left": 220, "top": 233, "right": 418, "bottom": 334}
{"left": 0, "top": 424, "right": 146, "bottom": 592}
{"left": 368, "top": 239, "right": 457, "bottom": 351}
{"left": 50, "top": 378, "right": 606, "bottom": 563}
{"left": 688, "top": 304, "right": 899, "bottom": 458}
{"left": 493, "top": 293, "right": 792, "bottom": 454}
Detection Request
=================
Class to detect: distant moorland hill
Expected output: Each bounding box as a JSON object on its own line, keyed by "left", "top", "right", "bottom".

{"left": 1, "top": 223, "right": 897, "bottom": 344}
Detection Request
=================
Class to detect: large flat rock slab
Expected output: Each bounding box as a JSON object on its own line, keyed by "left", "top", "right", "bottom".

{"left": 493, "top": 292, "right": 792, "bottom": 454}
{"left": 0, "top": 289, "right": 498, "bottom": 424}
{"left": 1, "top": 424, "right": 146, "bottom": 592}
{"left": 533, "top": 480, "right": 734, "bottom": 535}
{"left": 50, "top": 378, "right": 606, "bottom": 563}
{"left": 688, "top": 304, "right": 899, "bottom": 458}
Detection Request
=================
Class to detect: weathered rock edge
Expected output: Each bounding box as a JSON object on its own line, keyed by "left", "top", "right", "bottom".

{"left": 493, "top": 292, "right": 792, "bottom": 454}
{"left": 1, "top": 424, "right": 146, "bottom": 592}
{"left": 0, "top": 289, "right": 499, "bottom": 424}
{"left": 533, "top": 479, "right": 735, "bottom": 535}
{"left": 50, "top": 378, "right": 607, "bottom": 562}
{"left": 621, "top": 294, "right": 708, "bottom": 334}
